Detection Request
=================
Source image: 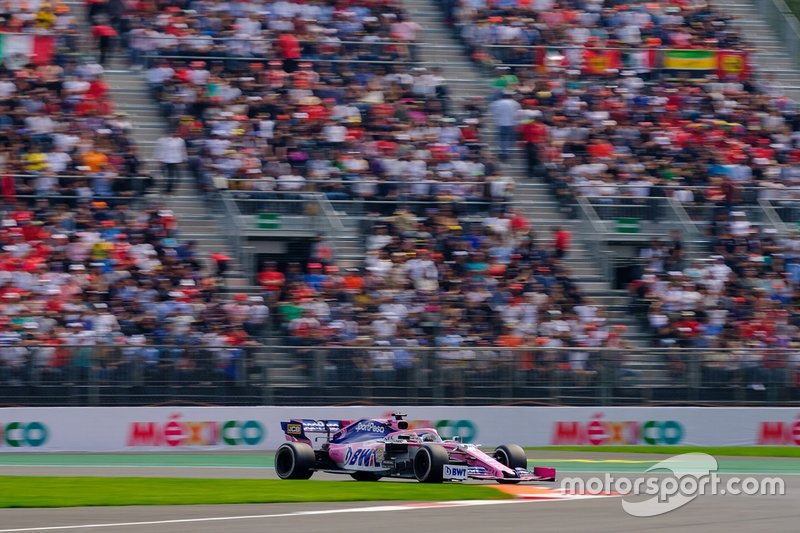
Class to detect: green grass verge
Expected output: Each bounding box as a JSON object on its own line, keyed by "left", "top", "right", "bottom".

{"left": 525, "top": 446, "right": 800, "bottom": 457}
{"left": 0, "top": 477, "right": 511, "bottom": 509}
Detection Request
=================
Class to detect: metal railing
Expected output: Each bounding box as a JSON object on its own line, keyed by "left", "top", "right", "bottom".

{"left": 312, "top": 192, "right": 346, "bottom": 233}
{"left": 766, "top": 199, "right": 800, "bottom": 225}
{"left": 118, "top": 33, "right": 758, "bottom": 52}
{"left": 130, "top": 45, "right": 755, "bottom": 73}
{"left": 759, "top": 198, "right": 792, "bottom": 235}
{"left": 571, "top": 194, "right": 788, "bottom": 236}
{"left": 219, "top": 191, "right": 247, "bottom": 268}
{"left": 3, "top": 345, "right": 800, "bottom": 406}
{"left": 227, "top": 195, "right": 511, "bottom": 219}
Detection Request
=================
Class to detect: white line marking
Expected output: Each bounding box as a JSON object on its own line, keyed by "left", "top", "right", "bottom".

{"left": 0, "top": 499, "right": 582, "bottom": 532}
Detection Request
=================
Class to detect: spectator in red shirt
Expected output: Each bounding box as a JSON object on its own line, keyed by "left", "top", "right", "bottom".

{"left": 257, "top": 261, "right": 285, "bottom": 303}
{"left": 277, "top": 33, "right": 301, "bottom": 73}
{"left": 553, "top": 226, "right": 571, "bottom": 259}
{"left": 519, "top": 117, "right": 547, "bottom": 178}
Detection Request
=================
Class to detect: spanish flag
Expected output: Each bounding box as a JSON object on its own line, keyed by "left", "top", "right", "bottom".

{"left": 582, "top": 49, "right": 621, "bottom": 75}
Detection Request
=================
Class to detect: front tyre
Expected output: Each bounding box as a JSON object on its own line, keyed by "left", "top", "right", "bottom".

{"left": 494, "top": 444, "right": 527, "bottom": 485}
{"left": 350, "top": 472, "right": 382, "bottom": 482}
{"left": 275, "top": 442, "right": 315, "bottom": 480}
{"left": 413, "top": 444, "right": 448, "bottom": 483}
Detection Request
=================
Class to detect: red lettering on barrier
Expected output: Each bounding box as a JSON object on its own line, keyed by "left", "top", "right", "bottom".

{"left": 757, "top": 422, "right": 787, "bottom": 445}
{"left": 128, "top": 422, "right": 160, "bottom": 446}
{"left": 587, "top": 414, "right": 607, "bottom": 446}
{"left": 551, "top": 422, "right": 583, "bottom": 444}
{"left": 164, "top": 415, "right": 185, "bottom": 447}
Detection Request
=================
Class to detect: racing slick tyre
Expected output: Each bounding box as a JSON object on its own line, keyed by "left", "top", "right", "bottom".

{"left": 350, "top": 472, "right": 383, "bottom": 482}
{"left": 414, "top": 444, "right": 448, "bottom": 483}
{"left": 494, "top": 444, "right": 527, "bottom": 485}
{"left": 275, "top": 442, "right": 316, "bottom": 480}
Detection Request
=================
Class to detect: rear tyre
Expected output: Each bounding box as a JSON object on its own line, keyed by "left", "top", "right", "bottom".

{"left": 494, "top": 444, "right": 527, "bottom": 485}
{"left": 350, "top": 472, "right": 382, "bottom": 482}
{"left": 413, "top": 444, "right": 448, "bottom": 483}
{"left": 275, "top": 442, "right": 315, "bottom": 480}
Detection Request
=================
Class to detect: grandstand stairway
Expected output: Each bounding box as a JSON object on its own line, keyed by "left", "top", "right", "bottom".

{"left": 102, "top": 66, "right": 250, "bottom": 287}
{"left": 728, "top": 0, "right": 800, "bottom": 101}
{"left": 404, "top": 0, "right": 655, "bottom": 351}
{"left": 71, "top": 0, "right": 249, "bottom": 287}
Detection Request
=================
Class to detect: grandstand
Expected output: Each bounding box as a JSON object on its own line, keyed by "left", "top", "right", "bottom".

{"left": 0, "top": 0, "right": 799, "bottom": 407}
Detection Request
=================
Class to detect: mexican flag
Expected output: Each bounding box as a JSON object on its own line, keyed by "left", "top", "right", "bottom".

{"left": 0, "top": 33, "right": 55, "bottom": 68}
{"left": 626, "top": 49, "right": 657, "bottom": 72}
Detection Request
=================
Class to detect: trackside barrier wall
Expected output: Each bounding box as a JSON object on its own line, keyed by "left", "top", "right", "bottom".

{"left": 1, "top": 407, "right": 800, "bottom": 451}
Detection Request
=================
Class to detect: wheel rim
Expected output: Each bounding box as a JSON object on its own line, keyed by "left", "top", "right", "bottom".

{"left": 496, "top": 449, "right": 509, "bottom": 467}
{"left": 415, "top": 449, "right": 431, "bottom": 479}
{"left": 276, "top": 447, "right": 295, "bottom": 478}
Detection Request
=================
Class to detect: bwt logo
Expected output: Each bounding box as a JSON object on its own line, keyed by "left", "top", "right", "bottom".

{"left": 0, "top": 422, "right": 48, "bottom": 447}
{"left": 344, "top": 448, "right": 377, "bottom": 467}
{"left": 444, "top": 465, "right": 468, "bottom": 480}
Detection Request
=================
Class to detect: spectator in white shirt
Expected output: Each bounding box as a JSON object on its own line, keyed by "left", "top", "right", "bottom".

{"left": 154, "top": 133, "right": 188, "bottom": 194}
{"left": 489, "top": 92, "right": 521, "bottom": 160}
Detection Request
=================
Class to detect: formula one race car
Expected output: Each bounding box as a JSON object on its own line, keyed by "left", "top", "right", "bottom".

{"left": 275, "top": 413, "right": 556, "bottom": 483}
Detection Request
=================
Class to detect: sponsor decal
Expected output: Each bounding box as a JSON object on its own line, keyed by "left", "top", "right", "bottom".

{"left": 757, "top": 416, "right": 800, "bottom": 445}
{"left": 0, "top": 422, "right": 48, "bottom": 447}
{"left": 286, "top": 423, "right": 302, "bottom": 435}
{"left": 551, "top": 413, "right": 683, "bottom": 445}
{"left": 344, "top": 447, "right": 378, "bottom": 467}
{"left": 354, "top": 421, "right": 386, "bottom": 434}
{"left": 303, "top": 420, "right": 341, "bottom": 431}
{"left": 127, "top": 414, "right": 265, "bottom": 447}
{"left": 444, "top": 464, "right": 468, "bottom": 480}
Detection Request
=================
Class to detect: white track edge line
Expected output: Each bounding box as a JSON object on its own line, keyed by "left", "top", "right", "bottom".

{"left": 0, "top": 499, "right": 580, "bottom": 532}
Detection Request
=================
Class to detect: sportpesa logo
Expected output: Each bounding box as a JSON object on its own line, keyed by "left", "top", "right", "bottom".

{"left": 354, "top": 421, "right": 386, "bottom": 433}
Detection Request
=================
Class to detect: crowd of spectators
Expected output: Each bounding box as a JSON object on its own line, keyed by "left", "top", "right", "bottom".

{"left": 630, "top": 214, "right": 800, "bottom": 389}
{"left": 8, "top": 0, "right": 800, "bottom": 398}
{"left": 0, "top": 54, "right": 149, "bottom": 201}
{"left": 0, "top": 1, "right": 80, "bottom": 55}
{"left": 451, "top": 0, "right": 800, "bottom": 391}
{"left": 0, "top": 198, "right": 266, "bottom": 388}
{"left": 449, "top": 0, "right": 749, "bottom": 66}
{"left": 116, "top": 0, "right": 626, "bottom": 389}
{"left": 450, "top": 1, "right": 800, "bottom": 220}
{"left": 0, "top": 31, "right": 268, "bottom": 388}
{"left": 483, "top": 69, "right": 800, "bottom": 215}
{"left": 261, "top": 206, "right": 630, "bottom": 387}
{"left": 115, "top": 0, "right": 526, "bottom": 214}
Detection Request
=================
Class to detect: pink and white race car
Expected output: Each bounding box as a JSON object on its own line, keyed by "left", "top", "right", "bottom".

{"left": 276, "top": 413, "right": 556, "bottom": 483}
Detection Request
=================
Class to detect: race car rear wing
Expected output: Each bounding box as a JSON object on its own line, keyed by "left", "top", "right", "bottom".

{"left": 281, "top": 419, "right": 350, "bottom": 444}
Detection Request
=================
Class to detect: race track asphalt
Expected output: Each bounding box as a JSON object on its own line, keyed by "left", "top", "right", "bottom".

{"left": 1, "top": 452, "right": 798, "bottom": 533}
